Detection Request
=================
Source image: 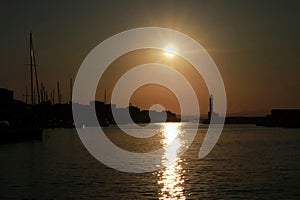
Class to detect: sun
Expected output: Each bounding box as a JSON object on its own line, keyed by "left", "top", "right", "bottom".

{"left": 165, "top": 45, "right": 176, "bottom": 56}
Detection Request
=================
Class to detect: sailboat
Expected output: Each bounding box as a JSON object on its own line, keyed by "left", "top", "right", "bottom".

{"left": 0, "top": 32, "right": 44, "bottom": 142}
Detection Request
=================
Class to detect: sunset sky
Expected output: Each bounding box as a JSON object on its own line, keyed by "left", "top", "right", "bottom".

{"left": 0, "top": 0, "right": 299, "bottom": 116}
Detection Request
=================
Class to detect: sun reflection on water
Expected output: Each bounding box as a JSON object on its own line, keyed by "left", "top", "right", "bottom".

{"left": 157, "top": 123, "right": 186, "bottom": 200}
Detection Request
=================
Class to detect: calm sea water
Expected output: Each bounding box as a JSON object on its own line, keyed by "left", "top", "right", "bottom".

{"left": 0, "top": 123, "right": 299, "bottom": 199}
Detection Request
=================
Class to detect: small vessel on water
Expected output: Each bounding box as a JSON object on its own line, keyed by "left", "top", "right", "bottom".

{"left": 0, "top": 33, "right": 44, "bottom": 142}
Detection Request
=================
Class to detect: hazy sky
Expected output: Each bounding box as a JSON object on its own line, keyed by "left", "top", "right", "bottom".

{"left": 0, "top": 0, "right": 299, "bottom": 116}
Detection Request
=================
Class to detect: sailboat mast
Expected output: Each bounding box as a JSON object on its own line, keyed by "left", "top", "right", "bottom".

{"left": 25, "top": 86, "right": 28, "bottom": 104}
{"left": 29, "top": 33, "right": 34, "bottom": 105}
{"left": 57, "top": 81, "right": 62, "bottom": 104}
{"left": 30, "top": 32, "right": 41, "bottom": 104}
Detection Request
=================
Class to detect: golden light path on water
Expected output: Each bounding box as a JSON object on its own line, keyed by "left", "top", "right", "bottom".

{"left": 157, "top": 123, "right": 186, "bottom": 200}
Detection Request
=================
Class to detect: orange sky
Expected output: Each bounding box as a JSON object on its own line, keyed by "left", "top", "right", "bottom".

{"left": 0, "top": 1, "right": 299, "bottom": 116}
{"left": 97, "top": 49, "right": 209, "bottom": 115}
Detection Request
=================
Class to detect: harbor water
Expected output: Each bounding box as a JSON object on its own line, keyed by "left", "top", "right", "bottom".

{"left": 0, "top": 123, "right": 299, "bottom": 199}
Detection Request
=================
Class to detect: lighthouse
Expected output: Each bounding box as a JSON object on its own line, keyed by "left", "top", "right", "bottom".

{"left": 208, "top": 95, "right": 213, "bottom": 120}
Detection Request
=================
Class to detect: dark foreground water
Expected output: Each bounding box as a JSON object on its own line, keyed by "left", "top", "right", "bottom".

{"left": 0, "top": 124, "right": 299, "bottom": 199}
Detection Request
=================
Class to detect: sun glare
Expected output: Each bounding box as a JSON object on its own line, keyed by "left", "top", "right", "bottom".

{"left": 163, "top": 123, "right": 180, "bottom": 145}
{"left": 165, "top": 45, "right": 176, "bottom": 56}
{"left": 158, "top": 123, "right": 185, "bottom": 199}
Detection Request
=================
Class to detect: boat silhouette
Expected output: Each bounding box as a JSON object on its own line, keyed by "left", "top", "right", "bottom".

{"left": 0, "top": 33, "right": 44, "bottom": 142}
